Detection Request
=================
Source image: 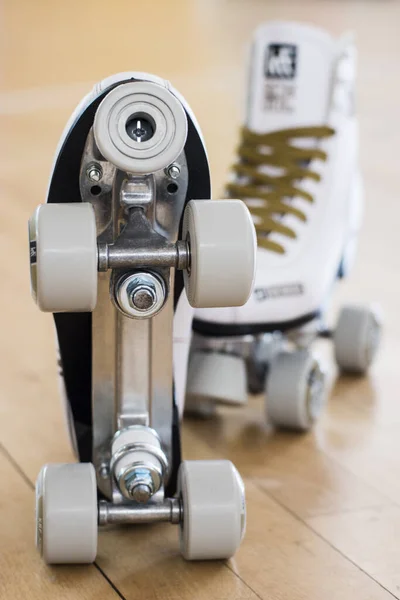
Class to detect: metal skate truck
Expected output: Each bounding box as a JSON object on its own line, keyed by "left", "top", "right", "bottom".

{"left": 29, "top": 73, "right": 256, "bottom": 564}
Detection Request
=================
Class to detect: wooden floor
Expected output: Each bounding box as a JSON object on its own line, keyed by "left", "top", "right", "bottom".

{"left": 1, "top": 0, "right": 399, "bottom": 598}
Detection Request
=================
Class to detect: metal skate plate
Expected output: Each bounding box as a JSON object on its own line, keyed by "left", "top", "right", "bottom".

{"left": 80, "top": 130, "right": 189, "bottom": 500}
{"left": 191, "top": 314, "right": 327, "bottom": 396}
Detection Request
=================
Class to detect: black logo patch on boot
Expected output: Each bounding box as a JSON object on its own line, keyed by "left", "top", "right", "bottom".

{"left": 30, "top": 240, "right": 37, "bottom": 264}
{"left": 265, "top": 44, "right": 297, "bottom": 79}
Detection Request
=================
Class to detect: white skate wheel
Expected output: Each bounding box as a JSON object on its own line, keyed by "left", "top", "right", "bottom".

{"left": 182, "top": 200, "right": 256, "bottom": 308}
{"left": 334, "top": 305, "right": 382, "bottom": 373}
{"left": 186, "top": 351, "right": 247, "bottom": 411}
{"left": 93, "top": 81, "right": 187, "bottom": 174}
{"left": 266, "top": 350, "right": 326, "bottom": 431}
{"left": 36, "top": 463, "right": 98, "bottom": 564}
{"left": 29, "top": 203, "right": 98, "bottom": 312}
{"left": 178, "top": 460, "right": 246, "bottom": 560}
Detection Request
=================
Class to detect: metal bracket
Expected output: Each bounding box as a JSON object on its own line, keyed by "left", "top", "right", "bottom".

{"left": 80, "top": 129, "right": 189, "bottom": 502}
{"left": 98, "top": 208, "right": 189, "bottom": 272}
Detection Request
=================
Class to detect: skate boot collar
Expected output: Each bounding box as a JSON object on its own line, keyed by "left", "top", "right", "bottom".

{"left": 246, "top": 21, "right": 338, "bottom": 133}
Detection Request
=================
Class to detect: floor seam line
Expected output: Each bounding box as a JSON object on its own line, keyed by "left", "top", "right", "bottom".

{"left": 94, "top": 563, "right": 128, "bottom": 600}
{"left": 0, "top": 443, "right": 128, "bottom": 598}
{"left": 254, "top": 481, "right": 399, "bottom": 600}
{"left": 0, "top": 442, "right": 34, "bottom": 490}
{"left": 224, "top": 561, "right": 264, "bottom": 600}
{"left": 304, "top": 503, "right": 394, "bottom": 519}
{"left": 317, "top": 445, "right": 396, "bottom": 507}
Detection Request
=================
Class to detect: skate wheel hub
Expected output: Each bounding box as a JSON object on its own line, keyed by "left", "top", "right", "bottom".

{"left": 93, "top": 81, "right": 188, "bottom": 174}
{"left": 126, "top": 114, "right": 155, "bottom": 143}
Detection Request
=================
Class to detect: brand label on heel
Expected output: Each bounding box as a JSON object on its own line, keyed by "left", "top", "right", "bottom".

{"left": 36, "top": 491, "right": 44, "bottom": 556}
{"left": 30, "top": 240, "right": 37, "bottom": 264}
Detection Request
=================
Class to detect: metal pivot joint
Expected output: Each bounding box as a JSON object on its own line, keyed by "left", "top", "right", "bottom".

{"left": 97, "top": 210, "right": 189, "bottom": 272}
{"left": 98, "top": 176, "right": 189, "bottom": 274}
{"left": 110, "top": 427, "right": 168, "bottom": 503}
{"left": 96, "top": 175, "right": 189, "bottom": 319}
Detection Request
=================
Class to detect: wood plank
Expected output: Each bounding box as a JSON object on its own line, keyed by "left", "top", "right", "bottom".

{"left": 308, "top": 505, "right": 400, "bottom": 598}
{"left": 96, "top": 525, "right": 258, "bottom": 600}
{"left": 229, "top": 482, "right": 394, "bottom": 600}
{"left": 0, "top": 446, "right": 119, "bottom": 599}
{"left": 184, "top": 400, "right": 392, "bottom": 519}
{"left": 93, "top": 469, "right": 395, "bottom": 600}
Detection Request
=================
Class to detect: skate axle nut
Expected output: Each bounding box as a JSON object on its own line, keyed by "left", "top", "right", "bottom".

{"left": 130, "top": 285, "right": 156, "bottom": 312}
{"left": 116, "top": 272, "right": 166, "bottom": 318}
{"left": 123, "top": 468, "right": 155, "bottom": 503}
{"left": 115, "top": 459, "right": 164, "bottom": 502}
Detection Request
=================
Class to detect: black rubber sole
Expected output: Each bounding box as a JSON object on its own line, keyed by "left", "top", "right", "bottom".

{"left": 193, "top": 310, "right": 320, "bottom": 338}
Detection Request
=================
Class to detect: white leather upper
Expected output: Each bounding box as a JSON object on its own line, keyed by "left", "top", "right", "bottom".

{"left": 196, "top": 22, "right": 362, "bottom": 327}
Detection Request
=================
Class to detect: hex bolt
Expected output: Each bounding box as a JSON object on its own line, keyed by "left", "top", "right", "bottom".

{"left": 129, "top": 483, "right": 153, "bottom": 503}
{"left": 166, "top": 164, "right": 181, "bottom": 179}
{"left": 87, "top": 164, "right": 103, "bottom": 182}
{"left": 124, "top": 468, "right": 155, "bottom": 504}
{"left": 130, "top": 285, "right": 156, "bottom": 311}
{"left": 116, "top": 272, "right": 166, "bottom": 319}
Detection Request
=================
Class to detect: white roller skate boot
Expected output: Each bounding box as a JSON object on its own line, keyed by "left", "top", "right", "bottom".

{"left": 186, "top": 22, "right": 382, "bottom": 430}
{"left": 29, "top": 73, "right": 255, "bottom": 564}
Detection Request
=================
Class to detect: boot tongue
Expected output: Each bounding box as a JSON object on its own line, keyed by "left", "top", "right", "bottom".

{"left": 247, "top": 22, "right": 337, "bottom": 133}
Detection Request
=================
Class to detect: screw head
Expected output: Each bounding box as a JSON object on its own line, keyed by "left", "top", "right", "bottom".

{"left": 130, "top": 285, "right": 156, "bottom": 311}
{"left": 124, "top": 468, "right": 155, "bottom": 503}
{"left": 87, "top": 164, "right": 102, "bottom": 182}
{"left": 126, "top": 116, "right": 154, "bottom": 143}
{"left": 116, "top": 272, "right": 166, "bottom": 319}
{"left": 167, "top": 164, "right": 180, "bottom": 179}
{"left": 129, "top": 483, "right": 153, "bottom": 503}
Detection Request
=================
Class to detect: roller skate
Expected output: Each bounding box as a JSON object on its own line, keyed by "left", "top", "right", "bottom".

{"left": 29, "top": 73, "right": 256, "bottom": 564}
{"left": 186, "top": 22, "right": 382, "bottom": 430}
